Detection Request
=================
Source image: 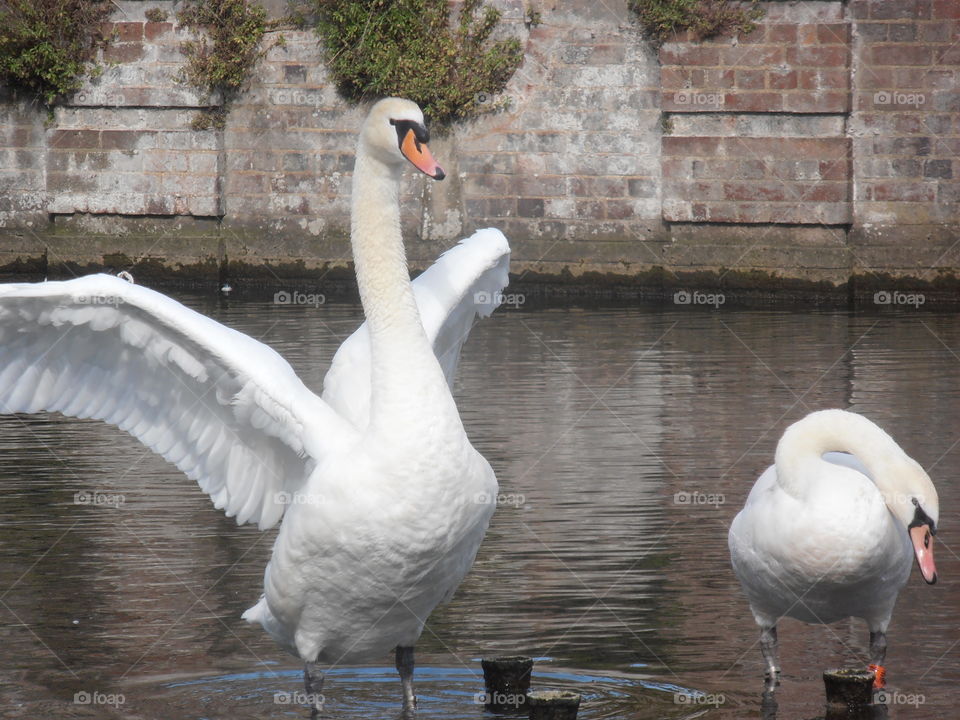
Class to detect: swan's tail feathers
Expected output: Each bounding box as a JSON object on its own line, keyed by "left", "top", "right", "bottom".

{"left": 241, "top": 595, "right": 268, "bottom": 626}
{"left": 243, "top": 595, "right": 299, "bottom": 654}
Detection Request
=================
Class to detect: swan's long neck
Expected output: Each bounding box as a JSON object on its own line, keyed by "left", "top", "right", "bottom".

{"left": 774, "top": 410, "right": 910, "bottom": 503}
{"left": 350, "top": 146, "right": 451, "bottom": 427}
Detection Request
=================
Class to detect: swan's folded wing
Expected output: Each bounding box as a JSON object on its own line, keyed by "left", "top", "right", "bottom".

{"left": 322, "top": 228, "right": 510, "bottom": 427}
{"left": 0, "top": 274, "right": 356, "bottom": 530}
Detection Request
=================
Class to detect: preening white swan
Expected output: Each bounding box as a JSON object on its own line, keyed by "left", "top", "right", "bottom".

{"left": 728, "top": 409, "right": 939, "bottom": 690}
{"left": 0, "top": 98, "right": 510, "bottom": 713}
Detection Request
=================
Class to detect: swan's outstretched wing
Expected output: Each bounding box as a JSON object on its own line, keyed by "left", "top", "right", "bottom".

{"left": 322, "top": 228, "right": 510, "bottom": 427}
{"left": 0, "top": 275, "right": 357, "bottom": 530}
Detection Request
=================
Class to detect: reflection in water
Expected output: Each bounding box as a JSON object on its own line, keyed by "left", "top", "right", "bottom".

{"left": 1, "top": 299, "right": 959, "bottom": 718}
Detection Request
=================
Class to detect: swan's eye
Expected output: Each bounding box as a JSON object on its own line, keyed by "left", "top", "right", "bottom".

{"left": 389, "top": 118, "right": 429, "bottom": 151}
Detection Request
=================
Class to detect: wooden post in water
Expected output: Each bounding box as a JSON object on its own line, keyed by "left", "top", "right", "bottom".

{"left": 823, "top": 668, "right": 874, "bottom": 714}
{"left": 527, "top": 689, "right": 581, "bottom": 720}
{"left": 481, "top": 656, "right": 533, "bottom": 712}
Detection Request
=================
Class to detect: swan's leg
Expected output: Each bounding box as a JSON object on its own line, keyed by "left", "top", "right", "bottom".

{"left": 760, "top": 624, "right": 781, "bottom": 689}
{"left": 868, "top": 629, "right": 888, "bottom": 689}
{"left": 396, "top": 645, "right": 417, "bottom": 712}
{"left": 304, "top": 661, "right": 325, "bottom": 718}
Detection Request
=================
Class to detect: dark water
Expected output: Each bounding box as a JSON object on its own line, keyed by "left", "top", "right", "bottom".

{"left": 1, "top": 296, "right": 959, "bottom": 719}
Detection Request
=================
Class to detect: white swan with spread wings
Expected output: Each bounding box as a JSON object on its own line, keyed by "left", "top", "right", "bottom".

{"left": 0, "top": 98, "right": 510, "bottom": 714}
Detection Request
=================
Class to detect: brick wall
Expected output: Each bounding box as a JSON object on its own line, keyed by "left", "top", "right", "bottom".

{"left": 0, "top": 0, "right": 957, "bottom": 293}
{"left": 848, "top": 0, "right": 960, "bottom": 281}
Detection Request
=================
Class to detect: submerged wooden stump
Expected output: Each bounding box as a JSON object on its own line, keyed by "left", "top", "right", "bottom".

{"left": 823, "top": 667, "right": 874, "bottom": 708}
{"left": 527, "top": 689, "right": 581, "bottom": 720}
{"left": 481, "top": 655, "right": 533, "bottom": 712}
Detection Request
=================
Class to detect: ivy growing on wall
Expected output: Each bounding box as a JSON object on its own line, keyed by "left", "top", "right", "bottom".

{"left": 0, "top": 0, "right": 112, "bottom": 106}
{"left": 629, "top": 0, "right": 762, "bottom": 43}
{"left": 312, "top": 0, "right": 523, "bottom": 127}
{"left": 177, "top": 0, "right": 269, "bottom": 129}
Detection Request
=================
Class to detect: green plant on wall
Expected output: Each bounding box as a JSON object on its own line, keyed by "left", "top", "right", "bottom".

{"left": 0, "top": 0, "right": 112, "bottom": 106}
{"left": 177, "top": 0, "right": 269, "bottom": 129}
{"left": 630, "top": 0, "right": 762, "bottom": 43}
{"left": 312, "top": 0, "right": 523, "bottom": 128}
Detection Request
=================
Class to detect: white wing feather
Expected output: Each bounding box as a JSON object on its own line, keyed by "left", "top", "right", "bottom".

{"left": 322, "top": 228, "right": 510, "bottom": 428}
{"left": 0, "top": 274, "right": 357, "bottom": 530}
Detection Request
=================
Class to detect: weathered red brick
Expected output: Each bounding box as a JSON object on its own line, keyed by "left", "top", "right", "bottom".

{"left": 704, "top": 203, "right": 740, "bottom": 223}
{"left": 464, "top": 174, "right": 511, "bottom": 197}
{"left": 888, "top": 23, "right": 918, "bottom": 42}
{"left": 788, "top": 46, "right": 849, "bottom": 67}
{"left": 798, "top": 24, "right": 819, "bottom": 45}
{"left": 818, "top": 68, "right": 850, "bottom": 90}
{"left": 893, "top": 67, "right": 931, "bottom": 88}
{"left": 739, "top": 25, "right": 767, "bottom": 44}
{"left": 604, "top": 199, "right": 634, "bottom": 219}
{"left": 933, "top": 0, "right": 960, "bottom": 19}
{"left": 919, "top": 20, "right": 953, "bottom": 41}
{"left": 517, "top": 175, "right": 567, "bottom": 197}
{"left": 936, "top": 45, "right": 960, "bottom": 64}
{"left": 703, "top": 68, "right": 736, "bottom": 89}
{"left": 723, "top": 92, "right": 782, "bottom": 111}
{"left": 735, "top": 69, "right": 766, "bottom": 89}
{"left": 662, "top": 137, "right": 723, "bottom": 157}
{"left": 575, "top": 199, "right": 604, "bottom": 220}
{"left": 870, "top": 44, "right": 933, "bottom": 65}
{"left": 49, "top": 130, "right": 100, "bottom": 149}
{"left": 767, "top": 25, "right": 797, "bottom": 43}
{"left": 105, "top": 22, "right": 143, "bottom": 42}
{"left": 721, "top": 46, "right": 784, "bottom": 66}
{"left": 740, "top": 160, "right": 768, "bottom": 179}
{"left": 464, "top": 199, "right": 487, "bottom": 217}
{"left": 804, "top": 183, "right": 848, "bottom": 202}
{"left": 47, "top": 171, "right": 98, "bottom": 192}
{"left": 103, "top": 43, "right": 144, "bottom": 63}
{"left": 659, "top": 45, "right": 720, "bottom": 66}
{"left": 660, "top": 157, "right": 691, "bottom": 179}
{"left": 692, "top": 158, "right": 740, "bottom": 179}
{"left": 660, "top": 67, "right": 689, "bottom": 89}
{"left": 871, "top": 0, "right": 926, "bottom": 19}
{"left": 854, "top": 67, "right": 894, "bottom": 89}
{"left": 723, "top": 182, "right": 787, "bottom": 202}
{"left": 591, "top": 43, "right": 626, "bottom": 64}
{"left": 517, "top": 198, "right": 545, "bottom": 218}
{"left": 743, "top": 137, "right": 849, "bottom": 159}
{"left": 857, "top": 22, "right": 890, "bottom": 41}
{"left": 783, "top": 92, "right": 849, "bottom": 113}
{"left": 820, "top": 159, "right": 851, "bottom": 181}
{"left": 230, "top": 173, "right": 267, "bottom": 195}
{"left": 873, "top": 136, "right": 932, "bottom": 155}
{"left": 769, "top": 69, "right": 798, "bottom": 90}
{"left": 486, "top": 198, "right": 517, "bottom": 217}
{"left": 100, "top": 130, "right": 150, "bottom": 150}
{"left": 817, "top": 23, "right": 851, "bottom": 43}
{"left": 143, "top": 22, "right": 172, "bottom": 41}
{"left": 871, "top": 182, "right": 936, "bottom": 201}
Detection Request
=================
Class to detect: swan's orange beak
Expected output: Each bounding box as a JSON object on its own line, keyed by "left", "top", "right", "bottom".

{"left": 910, "top": 524, "right": 937, "bottom": 584}
{"left": 400, "top": 129, "right": 445, "bottom": 180}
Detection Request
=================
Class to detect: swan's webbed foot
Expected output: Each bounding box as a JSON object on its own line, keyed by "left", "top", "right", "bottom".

{"left": 396, "top": 645, "right": 417, "bottom": 713}
{"left": 304, "top": 661, "right": 325, "bottom": 719}
{"left": 760, "top": 625, "right": 781, "bottom": 691}
{"left": 869, "top": 628, "right": 888, "bottom": 689}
